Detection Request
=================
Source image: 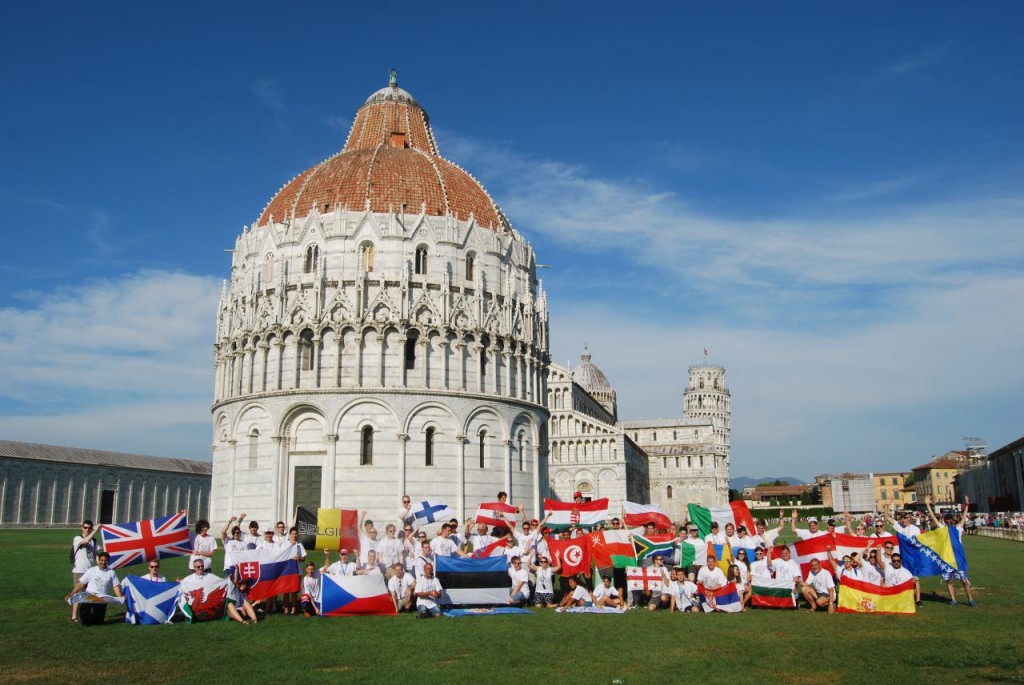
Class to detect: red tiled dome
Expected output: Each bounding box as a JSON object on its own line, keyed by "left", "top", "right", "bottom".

{"left": 258, "top": 78, "right": 509, "bottom": 231}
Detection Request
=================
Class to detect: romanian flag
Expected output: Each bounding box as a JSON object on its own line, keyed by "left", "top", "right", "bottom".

{"left": 751, "top": 577, "right": 796, "bottom": 608}
{"left": 589, "top": 530, "right": 636, "bottom": 568}
{"left": 633, "top": 533, "right": 675, "bottom": 561}
{"left": 838, "top": 577, "right": 916, "bottom": 615}
{"left": 897, "top": 527, "right": 969, "bottom": 579}
{"left": 544, "top": 498, "right": 608, "bottom": 530}
{"left": 622, "top": 501, "right": 672, "bottom": 530}
{"left": 687, "top": 502, "right": 756, "bottom": 539}
{"left": 296, "top": 506, "right": 360, "bottom": 553}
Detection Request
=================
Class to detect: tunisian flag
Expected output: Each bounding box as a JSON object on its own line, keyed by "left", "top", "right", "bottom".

{"left": 546, "top": 535, "right": 593, "bottom": 578}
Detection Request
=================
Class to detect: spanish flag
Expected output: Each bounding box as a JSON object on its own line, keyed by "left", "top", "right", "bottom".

{"left": 837, "top": 577, "right": 916, "bottom": 615}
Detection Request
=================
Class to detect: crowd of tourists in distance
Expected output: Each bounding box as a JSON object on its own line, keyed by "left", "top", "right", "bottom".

{"left": 964, "top": 512, "right": 1023, "bottom": 532}
{"left": 67, "top": 491, "right": 982, "bottom": 621}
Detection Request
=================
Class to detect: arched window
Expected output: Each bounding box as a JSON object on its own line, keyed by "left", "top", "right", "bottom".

{"left": 404, "top": 334, "right": 417, "bottom": 370}
{"left": 714, "top": 378, "right": 720, "bottom": 390}
{"left": 248, "top": 430, "right": 259, "bottom": 469}
{"left": 299, "top": 330, "right": 315, "bottom": 372}
{"left": 425, "top": 427, "right": 435, "bottom": 467}
{"left": 304, "top": 244, "right": 319, "bottom": 273}
{"left": 653, "top": 431, "right": 657, "bottom": 441}
{"left": 667, "top": 485, "right": 673, "bottom": 499}
{"left": 360, "top": 426, "right": 373, "bottom": 466}
{"left": 517, "top": 432, "right": 525, "bottom": 471}
{"left": 415, "top": 246, "right": 428, "bottom": 275}
{"left": 699, "top": 378, "right": 705, "bottom": 389}
{"left": 465, "top": 252, "right": 475, "bottom": 281}
{"left": 263, "top": 254, "right": 274, "bottom": 284}
{"left": 479, "top": 431, "right": 486, "bottom": 469}
{"left": 361, "top": 243, "right": 375, "bottom": 272}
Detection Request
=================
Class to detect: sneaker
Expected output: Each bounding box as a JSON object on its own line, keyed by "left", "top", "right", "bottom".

{"left": 949, "top": 600, "right": 957, "bottom": 607}
{"left": 915, "top": 601, "right": 923, "bottom": 607}
{"left": 969, "top": 600, "right": 977, "bottom": 607}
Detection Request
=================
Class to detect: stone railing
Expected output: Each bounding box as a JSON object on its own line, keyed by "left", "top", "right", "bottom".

{"left": 971, "top": 527, "right": 1024, "bottom": 542}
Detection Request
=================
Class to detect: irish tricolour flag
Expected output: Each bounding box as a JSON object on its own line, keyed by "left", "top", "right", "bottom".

{"left": 544, "top": 498, "right": 608, "bottom": 530}
{"left": 687, "top": 502, "right": 757, "bottom": 539}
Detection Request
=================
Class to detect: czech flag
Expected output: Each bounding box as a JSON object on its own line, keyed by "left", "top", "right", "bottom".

{"left": 320, "top": 574, "right": 396, "bottom": 616}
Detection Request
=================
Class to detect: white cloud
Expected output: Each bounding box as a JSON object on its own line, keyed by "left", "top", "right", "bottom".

{"left": 860, "top": 42, "right": 955, "bottom": 91}
{"left": 0, "top": 270, "right": 220, "bottom": 458}
{"left": 252, "top": 78, "right": 285, "bottom": 111}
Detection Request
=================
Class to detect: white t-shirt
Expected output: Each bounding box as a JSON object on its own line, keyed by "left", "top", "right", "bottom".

{"left": 705, "top": 532, "right": 727, "bottom": 546}
{"left": 139, "top": 572, "right": 166, "bottom": 582}
{"left": 469, "top": 533, "right": 497, "bottom": 553}
{"left": 223, "top": 538, "right": 248, "bottom": 570}
{"left": 670, "top": 579, "right": 699, "bottom": 610}
{"left": 377, "top": 537, "right": 404, "bottom": 567}
{"left": 243, "top": 532, "right": 261, "bottom": 549}
{"left": 286, "top": 542, "right": 307, "bottom": 561}
{"left": 256, "top": 537, "right": 280, "bottom": 552}
{"left": 415, "top": 552, "right": 434, "bottom": 579}
{"left": 697, "top": 566, "right": 727, "bottom": 590}
{"left": 750, "top": 559, "right": 771, "bottom": 578}
{"left": 858, "top": 562, "right": 883, "bottom": 584}
{"left": 884, "top": 565, "right": 913, "bottom": 586}
{"left": 772, "top": 558, "right": 802, "bottom": 583}
{"left": 416, "top": 577, "right": 443, "bottom": 610}
{"left": 535, "top": 567, "right": 555, "bottom": 594}
{"left": 327, "top": 560, "right": 356, "bottom": 577}
{"left": 191, "top": 533, "right": 217, "bottom": 570}
{"left": 753, "top": 529, "right": 781, "bottom": 547}
{"left": 570, "top": 585, "right": 592, "bottom": 603}
{"left": 72, "top": 535, "right": 98, "bottom": 574}
{"left": 734, "top": 563, "right": 749, "bottom": 585}
{"left": 894, "top": 522, "right": 921, "bottom": 537}
{"left": 795, "top": 527, "right": 828, "bottom": 540}
{"left": 508, "top": 567, "right": 530, "bottom": 597}
{"left": 80, "top": 566, "right": 120, "bottom": 595}
{"left": 359, "top": 534, "right": 380, "bottom": 564}
{"left": 430, "top": 537, "right": 458, "bottom": 557}
{"left": 388, "top": 572, "right": 415, "bottom": 599}
{"left": 805, "top": 569, "right": 835, "bottom": 595}
{"left": 593, "top": 584, "right": 619, "bottom": 601}
{"left": 302, "top": 571, "right": 321, "bottom": 602}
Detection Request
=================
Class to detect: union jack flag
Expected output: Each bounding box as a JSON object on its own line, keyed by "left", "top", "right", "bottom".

{"left": 100, "top": 511, "right": 192, "bottom": 569}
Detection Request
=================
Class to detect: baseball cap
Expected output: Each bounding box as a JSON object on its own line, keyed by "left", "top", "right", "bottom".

{"left": 573, "top": 491, "right": 582, "bottom": 498}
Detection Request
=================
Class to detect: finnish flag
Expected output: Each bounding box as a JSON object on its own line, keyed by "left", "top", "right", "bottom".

{"left": 411, "top": 500, "right": 456, "bottom": 526}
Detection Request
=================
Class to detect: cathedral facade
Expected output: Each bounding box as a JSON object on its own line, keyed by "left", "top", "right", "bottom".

{"left": 210, "top": 76, "right": 550, "bottom": 526}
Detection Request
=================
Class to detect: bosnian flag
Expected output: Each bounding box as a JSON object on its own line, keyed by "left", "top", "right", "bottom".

{"left": 435, "top": 555, "right": 512, "bottom": 605}
{"left": 698, "top": 581, "right": 743, "bottom": 613}
{"left": 100, "top": 511, "right": 192, "bottom": 569}
{"left": 770, "top": 532, "right": 899, "bottom": 578}
{"left": 544, "top": 498, "right": 608, "bottom": 530}
{"left": 320, "top": 574, "right": 396, "bottom": 616}
{"left": 475, "top": 502, "right": 518, "bottom": 528}
{"left": 233, "top": 545, "right": 301, "bottom": 602}
{"left": 122, "top": 576, "right": 180, "bottom": 625}
{"left": 412, "top": 500, "right": 457, "bottom": 526}
{"left": 589, "top": 530, "right": 636, "bottom": 568}
{"left": 751, "top": 577, "right": 796, "bottom": 609}
{"left": 687, "top": 502, "right": 756, "bottom": 540}
{"left": 622, "top": 501, "right": 672, "bottom": 530}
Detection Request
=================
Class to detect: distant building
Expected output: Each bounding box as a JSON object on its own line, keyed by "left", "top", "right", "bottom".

{"left": 815, "top": 473, "right": 875, "bottom": 513}
{"left": 912, "top": 450, "right": 984, "bottom": 506}
{"left": 0, "top": 439, "right": 211, "bottom": 528}
{"left": 742, "top": 484, "right": 812, "bottom": 505}
{"left": 872, "top": 471, "right": 912, "bottom": 512}
{"left": 956, "top": 436, "right": 1024, "bottom": 512}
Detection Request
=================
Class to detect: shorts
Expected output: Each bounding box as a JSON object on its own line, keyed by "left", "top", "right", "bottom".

{"left": 509, "top": 591, "right": 529, "bottom": 604}
{"left": 942, "top": 570, "right": 968, "bottom": 582}
{"left": 535, "top": 592, "right": 555, "bottom": 606}
{"left": 649, "top": 595, "right": 671, "bottom": 610}
{"left": 814, "top": 590, "right": 830, "bottom": 600}
{"left": 417, "top": 605, "right": 441, "bottom": 618}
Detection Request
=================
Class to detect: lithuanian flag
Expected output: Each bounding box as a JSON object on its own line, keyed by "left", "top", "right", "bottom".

{"left": 837, "top": 577, "right": 916, "bottom": 615}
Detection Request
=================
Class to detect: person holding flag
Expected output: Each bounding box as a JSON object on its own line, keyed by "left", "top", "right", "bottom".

{"left": 66, "top": 551, "right": 123, "bottom": 625}
{"left": 528, "top": 552, "right": 561, "bottom": 607}
{"left": 69, "top": 519, "right": 101, "bottom": 623}
{"left": 924, "top": 495, "right": 977, "bottom": 607}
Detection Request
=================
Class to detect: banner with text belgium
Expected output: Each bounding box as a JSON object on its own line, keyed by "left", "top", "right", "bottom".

{"left": 296, "top": 507, "right": 360, "bottom": 553}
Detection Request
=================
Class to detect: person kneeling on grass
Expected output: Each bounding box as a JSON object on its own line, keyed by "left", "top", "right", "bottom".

{"left": 388, "top": 562, "right": 416, "bottom": 613}
{"left": 801, "top": 558, "right": 835, "bottom": 614}
{"left": 557, "top": 576, "right": 594, "bottom": 608}
{"left": 301, "top": 562, "right": 321, "bottom": 617}
{"left": 65, "top": 551, "right": 123, "bottom": 626}
{"left": 226, "top": 567, "right": 259, "bottom": 624}
{"left": 593, "top": 575, "right": 625, "bottom": 609}
{"left": 415, "top": 562, "right": 443, "bottom": 617}
{"left": 507, "top": 556, "right": 530, "bottom": 606}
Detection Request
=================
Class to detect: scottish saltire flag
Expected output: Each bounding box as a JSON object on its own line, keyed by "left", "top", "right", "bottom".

{"left": 632, "top": 533, "right": 675, "bottom": 561}
{"left": 177, "top": 574, "right": 229, "bottom": 623}
{"left": 122, "top": 576, "right": 180, "bottom": 625}
{"left": 687, "top": 502, "right": 756, "bottom": 539}
{"left": 100, "top": 511, "right": 191, "bottom": 569}
{"left": 412, "top": 500, "right": 457, "bottom": 526}
{"left": 751, "top": 577, "right": 796, "bottom": 609}
{"left": 698, "top": 582, "right": 743, "bottom": 613}
{"left": 838, "top": 577, "right": 916, "bottom": 615}
{"left": 233, "top": 545, "right": 301, "bottom": 602}
{"left": 897, "top": 527, "right": 969, "bottom": 579}
{"left": 320, "top": 574, "right": 396, "bottom": 616}
{"left": 435, "top": 555, "right": 511, "bottom": 605}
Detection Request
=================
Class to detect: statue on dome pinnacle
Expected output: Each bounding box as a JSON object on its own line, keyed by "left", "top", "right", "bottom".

{"left": 389, "top": 69, "right": 398, "bottom": 87}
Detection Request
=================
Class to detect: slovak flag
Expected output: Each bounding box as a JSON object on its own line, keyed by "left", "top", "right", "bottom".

{"left": 233, "top": 545, "right": 301, "bottom": 602}
{"left": 411, "top": 500, "right": 457, "bottom": 526}
{"left": 100, "top": 511, "right": 192, "bottom": 569}
{"left": 320, "top": 574, "right": 396, "bottom": 616}
{"left": 475, "top": 502, "right": 518, "bottom": 528}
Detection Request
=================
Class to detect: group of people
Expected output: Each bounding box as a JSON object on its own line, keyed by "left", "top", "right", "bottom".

{"left": 67, "top": 491, "right": 977, "bottom": 622}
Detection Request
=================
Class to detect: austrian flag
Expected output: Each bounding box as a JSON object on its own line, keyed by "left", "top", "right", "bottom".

{"left": 100, "top": 511, "right": 192, "bottom": 569}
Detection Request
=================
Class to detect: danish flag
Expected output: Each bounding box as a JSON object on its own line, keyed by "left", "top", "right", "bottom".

{"left": 100, "top": 511, "right": 192, "bottom": 569}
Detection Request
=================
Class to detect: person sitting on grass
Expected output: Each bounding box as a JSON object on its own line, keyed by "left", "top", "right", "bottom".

{"left": 507, "top": 556, "right": 530, "bottom": 606}
{"left": 388, "top": 562, "right": 416, "bottom": 613}
{"left": 558, "top": 575, "right": 594, "bottom": 608}
{"left": 301, "top": 562, "right": 321, "bottom": 617}
{"left": 801, "top": 558, "right": 836, "bottom": 614}
{"left": 65, "top": 551, "right": 123, "bottom": 626}
{"left": 226, "top": 567, "right": 259, "bottom": 624}
{"left": 415, "top": 562, "right": 443, "bottom": 617}
{"left": 925, "top": 495, "right": 977, "bottom": 608}
{"left": 592, "top": 575, "right": 625, "bottom": 609}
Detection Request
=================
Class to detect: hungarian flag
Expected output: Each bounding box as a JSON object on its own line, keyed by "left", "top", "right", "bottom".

{"left": 296, "top": 507, "right": 360, "bottom": 553}
{"left": 589, "top": 530, "right": 636, "bottom": 568}
{"left": 99, "top": 511, "right": 192, "bottom": 568}
{"left": 544, "top": 498, "right": 608, "bottom": 530}
{"left": 838, "top": 577, "right": 916, "bottom": 615}
{"left": 622, "top": 501, "right": 672, "bottom": 530}
{"left": 751, "top": 577, "right": 796, "bottom": 609}
{"left": 679, "top": 538, "right": 708, "bottom": 566}
{"left": 435, "top": 555, "right": 512, "bottom": 605}
{"left": 770, "top": 532, "right": 899, "bottom": 578}
{"left": 233, "top": 545, "right": 301, "bottom": 602}
{"left": 475, "top": 502, "right": 518, "bottom": 528}
{"left": 626, "top": 565, "right": 666, "bottom": 594}
{"left": 633, "top": 533, "right": 675, "bottom": 561}
{"left": 320, "top": 574, "right": 396, "bottom": 616}
{"left": 687, "top": 502, "right": 756, "bottom": 540}
{"left": 698, "top": 582, "right": 743, "bottom": 613}
{"left": 546, "top": 534, "right": 593, "bottom": 577}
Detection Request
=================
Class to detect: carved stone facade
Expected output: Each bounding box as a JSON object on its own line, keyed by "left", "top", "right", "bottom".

{"left": 211, "top": 78, "right": 550, "bottom": 526}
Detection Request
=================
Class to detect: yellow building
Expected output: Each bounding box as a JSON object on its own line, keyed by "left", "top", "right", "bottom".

{"left": 912, "top": 451, "right": 982, "bottom": 506}
{"left": 873, "top": 471, "right": 911, "bottom": 512}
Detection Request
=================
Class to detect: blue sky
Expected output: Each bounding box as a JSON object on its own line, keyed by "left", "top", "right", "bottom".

{"left": 1, "top": 2, "right": 1021, "bottom": 480}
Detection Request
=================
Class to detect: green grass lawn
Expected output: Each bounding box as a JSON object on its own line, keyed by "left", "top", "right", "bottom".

{"left": 0, "top": 529, "right": 1021, "bottom": 684}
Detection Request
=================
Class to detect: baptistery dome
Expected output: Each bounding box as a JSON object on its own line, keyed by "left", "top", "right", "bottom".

{"left": 210, "top": 74, "right": 550, "bottom": 529}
